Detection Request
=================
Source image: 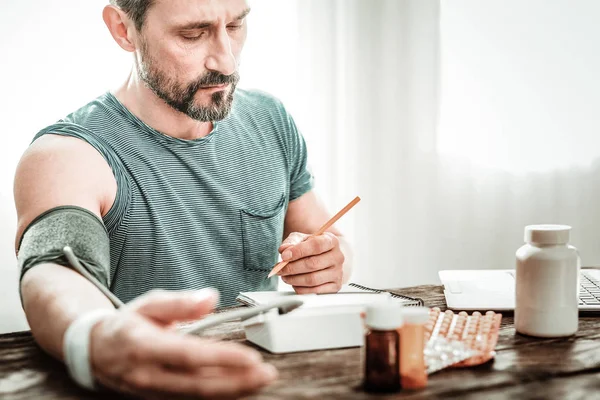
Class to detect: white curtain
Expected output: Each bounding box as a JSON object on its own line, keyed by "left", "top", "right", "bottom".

{"left": 267, "top": 0, "right": 600, "bottom": 290}
{"left": 435, "top": 0, "right": 600, "bottom": 275}
{"left": 290, "top": 0, "right": 442, "bottom": 288}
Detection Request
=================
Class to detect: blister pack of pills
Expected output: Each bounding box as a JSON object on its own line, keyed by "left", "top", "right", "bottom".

{"left": 424, "top": 308, "right": 502, "bottom": 374}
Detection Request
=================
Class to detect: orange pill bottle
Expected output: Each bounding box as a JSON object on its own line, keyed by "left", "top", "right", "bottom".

{"left": 400, "top": 307, "right": 429, "bottom": 389}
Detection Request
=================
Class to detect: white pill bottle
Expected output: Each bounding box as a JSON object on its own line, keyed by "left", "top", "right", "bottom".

{"left": 515, "top": 224, "right": 580, "bottom": 337}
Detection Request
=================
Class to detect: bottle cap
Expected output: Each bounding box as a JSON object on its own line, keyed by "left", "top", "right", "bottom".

{"left": 525, "top": 224, "right": 571, "bottom": 245}
{"left": 402, "top": 307, "right": 430, "bottom": 325}
{"left": 365, "top": 301, "right": 403, "bottom": 330}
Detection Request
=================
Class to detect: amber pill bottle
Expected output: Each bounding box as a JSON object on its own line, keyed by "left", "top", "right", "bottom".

{"left": 364, "top": 302, "right": 403, "bottom": 393}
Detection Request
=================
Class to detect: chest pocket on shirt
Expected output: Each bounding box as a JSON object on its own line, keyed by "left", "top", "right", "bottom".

{"left": 240, "top": 194, "right": 287, "bottom": 272}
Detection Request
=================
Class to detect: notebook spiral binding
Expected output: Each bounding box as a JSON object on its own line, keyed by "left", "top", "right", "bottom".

{"left": 348, "top": 283, "right": 425, "bottom": 306}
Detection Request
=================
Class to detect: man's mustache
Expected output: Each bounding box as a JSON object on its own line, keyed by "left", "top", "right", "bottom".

{"left": 196, "top": 71, "right": 239, "bottom": 88}
{"left": 180, "top": 71, "right": 239, "bottom": 102}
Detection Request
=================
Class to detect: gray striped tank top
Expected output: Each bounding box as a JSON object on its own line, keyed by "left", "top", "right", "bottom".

{"left": 33, "top": 89, "right": 314, "bottom": 306}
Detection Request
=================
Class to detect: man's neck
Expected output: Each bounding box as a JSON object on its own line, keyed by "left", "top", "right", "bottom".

{"left": 112, "top": 70, "right": 214, "bottom": 140}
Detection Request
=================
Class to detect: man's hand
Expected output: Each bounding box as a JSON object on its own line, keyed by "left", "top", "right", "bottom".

{"left": 89, "top": 289, "right": 277, "bottom": 399}
{"left": 277, "top": 232, "right": 346, "bottom": 294}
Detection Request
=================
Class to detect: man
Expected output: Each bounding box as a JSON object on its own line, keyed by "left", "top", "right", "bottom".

{"left": 13, "top": 0, "right": 353, "bottom": 398}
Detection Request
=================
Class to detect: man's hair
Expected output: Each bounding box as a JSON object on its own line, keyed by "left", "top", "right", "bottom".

{"left": 109, "top": 0, "right": 155, "bottom": 31}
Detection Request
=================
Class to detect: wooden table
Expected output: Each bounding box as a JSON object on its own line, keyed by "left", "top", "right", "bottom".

{"left": 2, "top": 285, "right": 600, "bottom": 399}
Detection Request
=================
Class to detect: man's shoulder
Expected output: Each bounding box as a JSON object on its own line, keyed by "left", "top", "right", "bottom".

{"left": 232, "top": 88, "right": 289, "bottom": 117}
{"left": 32, "top": 92, "right": 121, "bottom": 146}
{"left": 61, "top": 92, "right": 115, "bottom": 125}
{"left": 231, "top": 88, "right": 299, "bottom": 136}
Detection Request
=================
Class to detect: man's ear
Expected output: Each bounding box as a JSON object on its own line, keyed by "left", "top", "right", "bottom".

{"left": 102, "top": 5, "right": 137, "bottom": 52}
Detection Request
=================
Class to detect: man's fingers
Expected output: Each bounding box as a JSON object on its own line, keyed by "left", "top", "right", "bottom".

{"left": 281, "top": 234, "right": 337, "bottom": 262}
{"left": 281, "top": 265, "right": 339, "bottom": 287}
{"left": 278, "top": 250, "right": 340, "bottom": 276}
{"left": 192, "top": 363, "right": 278, "bottom": 399}
{"left": 128, "top": 288, "right": 219, "bottom": 325}
{"left": 113, "top": 362, "right": 277, "bottom": 399}
{"left": 143, "top": 332, "right": 264, "bottom": 370}
{"left": 293, "top": 282, "right": 341, "bottom": 295}
{"left": 93, "top": 315, "right": 273, "bottom": 399}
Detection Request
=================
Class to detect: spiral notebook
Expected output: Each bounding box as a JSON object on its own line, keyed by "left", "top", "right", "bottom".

{"left": 236, "top": 283, "right": 424, "bottom": 309}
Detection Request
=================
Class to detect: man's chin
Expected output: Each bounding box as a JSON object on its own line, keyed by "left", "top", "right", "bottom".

{"left": 185, "top": 102, "right": 233, "bottom": 122}
{"left": 184, "top": 86, "right": 235, "bottom": 121}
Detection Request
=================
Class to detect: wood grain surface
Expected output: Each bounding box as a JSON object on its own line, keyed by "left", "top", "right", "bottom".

{"left": 2, "top": 285, "right": 599, "bottom": 399}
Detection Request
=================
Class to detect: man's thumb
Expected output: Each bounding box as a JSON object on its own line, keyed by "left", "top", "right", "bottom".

{"left": 128, "top": 288, "right": 219, "bottom": 325}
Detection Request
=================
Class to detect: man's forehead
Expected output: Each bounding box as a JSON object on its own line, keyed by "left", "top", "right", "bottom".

{"left": 150, "top": 0, "right": 250, "bottom": 26}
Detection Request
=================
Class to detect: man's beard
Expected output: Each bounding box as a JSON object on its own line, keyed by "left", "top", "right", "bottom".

{"left": 137, "top": 41, "right": 239, "bottom": 122}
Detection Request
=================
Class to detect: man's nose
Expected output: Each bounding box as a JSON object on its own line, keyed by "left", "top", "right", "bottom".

{"left": 204, "top": 26, "right": 237, "bottom": 76}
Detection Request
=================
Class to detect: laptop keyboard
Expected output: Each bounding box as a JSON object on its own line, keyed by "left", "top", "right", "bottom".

{"left": 579, "top": 272, "right": 600, "bottom": 305}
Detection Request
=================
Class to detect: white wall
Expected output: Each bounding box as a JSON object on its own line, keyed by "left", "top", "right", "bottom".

{"left": 0, "top": 0, "right": 132, "bottom": 333}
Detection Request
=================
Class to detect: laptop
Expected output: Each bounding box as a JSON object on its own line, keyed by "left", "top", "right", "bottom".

{"left": 439, "top": 269, "right": 600, "bottom": 311}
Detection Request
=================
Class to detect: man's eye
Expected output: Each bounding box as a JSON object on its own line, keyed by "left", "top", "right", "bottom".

{"left": 181, "top": 31, "right": 206, "bottom": 40}
{"left": 227, "top": 24, "right": 243, "bottom": 31}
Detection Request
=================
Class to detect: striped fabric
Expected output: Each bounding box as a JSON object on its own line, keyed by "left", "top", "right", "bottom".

{"left": 33, "top": 89, "right": 314, "bottom": 306}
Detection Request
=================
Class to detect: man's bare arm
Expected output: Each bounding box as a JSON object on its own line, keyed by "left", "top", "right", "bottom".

{"left": 21, "top": 264, "right": 114, "bottom": 359}
{"left": 15, "top": 134, "right": 118, "bottom": 359}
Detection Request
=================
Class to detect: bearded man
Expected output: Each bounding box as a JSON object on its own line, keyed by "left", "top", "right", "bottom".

{"left": 13, "top": 0, "right": 353, "bottom": 398}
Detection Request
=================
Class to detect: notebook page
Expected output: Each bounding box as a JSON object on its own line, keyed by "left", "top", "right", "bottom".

{"left": 292, "top": 292, "right": 393, "bottom": 309}
{"left": 237, "top": 284, "right": 401, "bottom": 308}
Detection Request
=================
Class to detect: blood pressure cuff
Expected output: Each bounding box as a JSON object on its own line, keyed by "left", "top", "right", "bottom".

{"left": 17, "top": 206, "right": 111, "bottom": 290}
